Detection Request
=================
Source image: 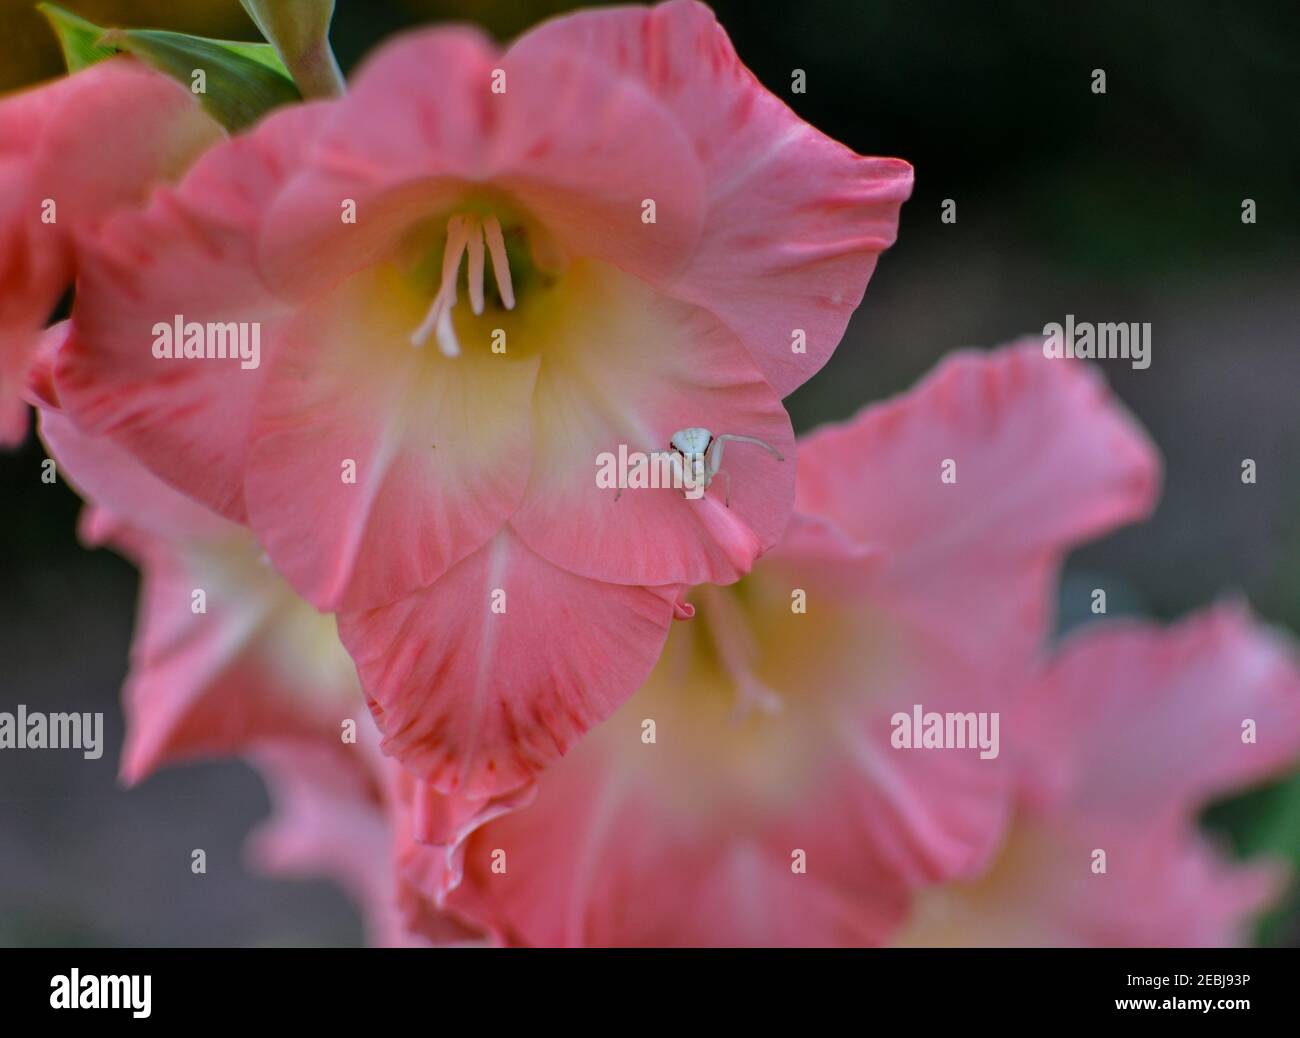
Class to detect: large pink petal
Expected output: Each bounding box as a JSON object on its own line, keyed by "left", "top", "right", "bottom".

{"left": 117, "top": 546, "right": 354, "bottom": 785}
{"left": 260, "top": 26, "right": 702, "bottom": 300}
{"left": 897, "top": 602, "right": 1300, "bottom": 947}
{"left": 509, "top": 262, "right": 795, "bottom": 587}
{"left": 37, "top": 400, "right": 356, "bottom": 784}
{"left": 28, "top": 59, "right": 222, "bottom": 230}
{"left": 1, "top": 58, "right": 221, "bottom": 446}
{"left": 337, "top": 526, "right": 678, "bottom": 799}
{"left": 96, "top": 514, "right": 357, "bottom": 785}
{"left": 722, "top": 514, "right": 1011, "bottom": 887}
{"left": 1019, "top": 603, "right": 1300, "bottom": 824}
{"left": 0, "top": 150, "right": 66, "bottom": 445}
{"left": 56, "top": 102, "right": 326, "bottom": 521}
{"left": 396, "top": 771, "right": 537, "bottom": 937}
{"left": 797, "top": 342, "right": 1160, "bottom": 672}
{"left": 244, "top": 267, "right": 541, "bottom": 611}
{"left": 37, "top": 394, "right": 230, "bottom": 545}
{"left": 896, "top": 819, "right": 1285, "bottom": 947}
{"left": 444, "top": 703, "right": 908, "bottom": 947}
{"left": 511, "top": 0, "right": 912, "bottom": 395}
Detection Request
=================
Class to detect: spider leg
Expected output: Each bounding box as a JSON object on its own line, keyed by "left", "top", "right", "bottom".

{"left": 705, "top": 438, "right": 722, "bottom": 479}
{"left": 703, "top": 434, "right": 783, "bottom": 504}
{"left": 714, "top": 467, "right": 733, "bottom": 507}
{"left": 710, "top": 434, "right": 785, "bottom": 474}
{"left": 668, "top": 451, "right": 692, "bottom": 499}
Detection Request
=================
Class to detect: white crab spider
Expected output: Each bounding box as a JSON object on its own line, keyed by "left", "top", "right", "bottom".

{"left": 616, "top": 427, "right": 784, "bottom": 505}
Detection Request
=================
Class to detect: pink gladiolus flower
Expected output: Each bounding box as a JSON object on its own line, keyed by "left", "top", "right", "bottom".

{"left": 37, "top": 326, "right": 540, "bottom": 858}
{"left": 39, "top": 333, "right": 505, "bottom": 944}
{"left": 36, "top": 346, "right": 355, "bottom": 783}
{"left": 895, "top": 605, "right": 1300, "bottom": 947}
{"left": 0, "top": 58, "right": 220, "bottom": 445}
{"left": 411, "top": 344, "right": 1164, "bottom": 946}
{"left": 58, "top": 0, "right": 912, "bottom": 798}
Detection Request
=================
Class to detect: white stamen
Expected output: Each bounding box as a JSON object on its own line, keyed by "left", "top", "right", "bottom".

{"left": 411, "top": 214, "right": 469, "bottom": 348}
{"left": 410, "top": 292, "right": 443, "bottom": 349}
{"left": 466, "top": 218, "right": 486, "bottom": 316}
{"left": 411, "top": 212, "right": 512, "bottom": 352}
{"left": 483, "top": 214, "right": 515, "bottom": 310}
{"left": 440, "top": 214, "right": 470, "bottom": 307}
{"left": 435, "top": 301, "right": 460, "bottom": 357}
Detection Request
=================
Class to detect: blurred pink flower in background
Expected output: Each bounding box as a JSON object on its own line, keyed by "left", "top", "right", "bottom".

{"left": 36, "top": 341, "right": 506, "bottom": 944}
{"left": 0, "top": 58, "right": 219, "bottom": 446}
{"left": 418, "top": 344, "right": 1176, "bottom": 945}
{"left": 36, "top": 333, "right": 356, "bottom": 784}
{"left": 38, "top": 350, "right": 512, "bottom": 945}
{"left": 55, "top": 0, "right": 911, "bottom": 800}
{"left": 896, "top": 605, "right": 1300, "bottom": 946}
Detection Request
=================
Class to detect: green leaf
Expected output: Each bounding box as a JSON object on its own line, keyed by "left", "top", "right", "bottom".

{"left": 37, "top": 4, "right": 116, "bottom": 71}
{"left": 101, "top": 29, "right": 300, "bottom": 131}
{"left": 1203, "top": 770, "right": 1300, "bottom": 946}
{"left": 37, "top": 5, "right": 300, "bottom": 133}
{"left": 217, "top": 40, "right": 294, "bottom": 79}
